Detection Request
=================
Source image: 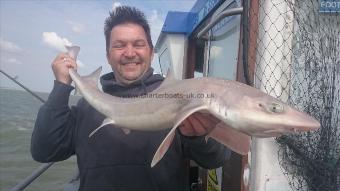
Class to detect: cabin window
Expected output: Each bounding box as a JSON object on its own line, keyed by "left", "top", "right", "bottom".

{"left": 204, "top": 1, "right": 241, "bottom": 80}
{"left": 194, "top": 39, "right": 205, "bottom": 78}
{"left": 159, "top": 47, "right": 171, "bottom": 76}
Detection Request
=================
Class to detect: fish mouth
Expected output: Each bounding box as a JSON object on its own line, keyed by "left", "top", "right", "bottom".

{"left": 283, "top": 109, "right": 321, "bottom": 132}
{"left": 260, "top": 118, "right": 320, "bottom": 137}
{"left": 275, "top": 122, "right": 320, "bottom": 135}
{"left": 257, "top": 131, "right": 282, "bottom": 137}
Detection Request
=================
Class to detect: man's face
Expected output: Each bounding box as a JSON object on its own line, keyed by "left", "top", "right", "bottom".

{"left": 107, "top": 22, "right": 153, "bottom": 84}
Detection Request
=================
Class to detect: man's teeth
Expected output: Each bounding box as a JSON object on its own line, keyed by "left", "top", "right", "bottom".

{"left": 123, "top": 62, "right": 138, "bottom": 65}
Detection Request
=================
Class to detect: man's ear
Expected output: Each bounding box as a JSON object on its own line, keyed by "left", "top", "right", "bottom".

{"left": 151, "top": 49, "right": 154, "bottom": 59}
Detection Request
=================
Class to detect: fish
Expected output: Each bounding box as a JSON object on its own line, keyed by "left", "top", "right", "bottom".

{"left": 66, "top": 46, "right": 320, "bottom": 167}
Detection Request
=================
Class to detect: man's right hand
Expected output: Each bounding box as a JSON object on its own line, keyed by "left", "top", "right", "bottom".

{"left": 52, "top": 53, "right": 77, "bottom": 85}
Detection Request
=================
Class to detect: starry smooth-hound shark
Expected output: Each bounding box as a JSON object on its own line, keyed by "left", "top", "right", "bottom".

{"left": 66, "top": 46, "right": 320, "bottom": 167}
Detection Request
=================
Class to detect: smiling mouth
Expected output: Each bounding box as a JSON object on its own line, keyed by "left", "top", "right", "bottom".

{"left": 121, "top": 58, "right": 142, "bottom": 65}
{"left": 122, "top": 62, "right": 138, "bottom": 65}
{"left": 121, "top": 63, "right": 141, "bottom": 72}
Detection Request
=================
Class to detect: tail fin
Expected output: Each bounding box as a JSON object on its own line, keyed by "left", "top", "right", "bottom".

{"left": 65, "top": 45, "right": 80, "bottom": 60}
{"left": 65, "top": 45, "right": 81, "bottom": 95}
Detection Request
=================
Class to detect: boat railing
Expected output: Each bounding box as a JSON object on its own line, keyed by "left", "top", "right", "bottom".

{"left": 1, "top": 69, "right": 79, "bottom": 191}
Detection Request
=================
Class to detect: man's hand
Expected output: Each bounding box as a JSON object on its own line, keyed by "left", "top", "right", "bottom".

{"left": 179, "top": 113, "right": 220, "bottom": 136}
{"left": 51, "top": 53, "right": 77, "bottom": 85}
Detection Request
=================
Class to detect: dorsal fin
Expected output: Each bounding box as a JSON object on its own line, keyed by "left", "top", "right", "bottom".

{"left": 156, "top": 68, "right": 178, "bottom": 90}
{"left": 82, "top": 67, "right": 102, "bottom": 89}
{"left": 70, "top": 67, "right": 102, "bottom": 96}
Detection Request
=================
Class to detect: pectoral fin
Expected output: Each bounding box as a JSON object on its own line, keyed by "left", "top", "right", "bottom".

{"left": 89, "top": 118, "right": 115, "bottom": 137}
{"left": 207, "top": 122, "right": 251, "bottom": 155}
{"left": 151, "top": 104, "right": 208, "bottom": 167}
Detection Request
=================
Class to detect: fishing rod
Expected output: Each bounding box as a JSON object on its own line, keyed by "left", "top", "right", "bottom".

{"left": 0, "top": 69, "right": 78, "bottom": 191}
{"left": 0, "top": 70, "right": 45, "bottom": 103}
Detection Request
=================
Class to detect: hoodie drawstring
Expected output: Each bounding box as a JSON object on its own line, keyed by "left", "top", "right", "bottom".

{"left": 141, "top": 80, "right": 147, "bottom": 95}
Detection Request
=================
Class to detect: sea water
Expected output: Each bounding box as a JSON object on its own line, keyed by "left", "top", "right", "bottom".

{"left": 0, "top": 88, "right": 79, "bottom": 191}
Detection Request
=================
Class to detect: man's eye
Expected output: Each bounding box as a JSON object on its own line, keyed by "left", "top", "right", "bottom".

{"left": 136, "top": 44, "right": 145, "bottom": 47}
{"left": 134, "top": 41, "right": 146, "bottom": 48}
{"left": 112, "top": 43, "right": 124, "bottom": 48}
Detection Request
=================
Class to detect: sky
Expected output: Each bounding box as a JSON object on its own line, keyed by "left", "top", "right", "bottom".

{"left": 0, "top": 0, "right": 196, "bottom": 93}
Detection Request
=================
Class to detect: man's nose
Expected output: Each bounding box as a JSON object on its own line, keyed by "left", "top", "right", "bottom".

{"left": 123, "top": 45, "right": 137, "bottom": 58}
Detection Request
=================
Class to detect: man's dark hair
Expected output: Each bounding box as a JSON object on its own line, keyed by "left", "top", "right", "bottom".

{"left": 104, "top": 6, "right": 153, "bottom": 54}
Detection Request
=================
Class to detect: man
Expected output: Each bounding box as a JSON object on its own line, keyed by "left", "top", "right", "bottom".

{"left": 31, "top": 6, "right": 229, "bottom": 191}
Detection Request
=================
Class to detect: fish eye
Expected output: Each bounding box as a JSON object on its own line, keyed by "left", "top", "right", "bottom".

{"left": 269, "top": 103, "right": 284, "bottom": 113}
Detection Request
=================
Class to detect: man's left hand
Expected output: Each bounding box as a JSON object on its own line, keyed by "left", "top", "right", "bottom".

{"left": 179, "top": 113, "right": 220, "bottom": 136}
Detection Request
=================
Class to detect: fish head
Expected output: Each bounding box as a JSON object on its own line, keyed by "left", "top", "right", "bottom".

{"left": 213, "top": 90, "right": 320, "bottom": 138}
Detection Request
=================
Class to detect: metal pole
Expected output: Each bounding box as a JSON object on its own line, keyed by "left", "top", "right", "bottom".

{"left": 8, "top": 163, "right": 54, "bottom": 191}
{"left": 242, "top": 0, "right": 252, "bottom": 85}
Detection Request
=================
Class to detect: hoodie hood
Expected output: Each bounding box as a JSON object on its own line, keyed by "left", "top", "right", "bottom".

{"left": 100, "top": 67, "right": 164, "bottom": 97}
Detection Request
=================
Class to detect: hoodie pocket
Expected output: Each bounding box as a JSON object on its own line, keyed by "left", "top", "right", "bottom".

{"left": 79, "top": 164, "right": 159, "bottom": 191}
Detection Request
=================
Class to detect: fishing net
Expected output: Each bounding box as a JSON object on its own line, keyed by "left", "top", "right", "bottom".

{"left": 243, "top": 0, "right": 340, "bottom": 190}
